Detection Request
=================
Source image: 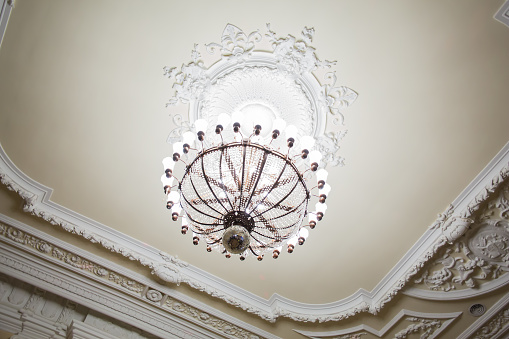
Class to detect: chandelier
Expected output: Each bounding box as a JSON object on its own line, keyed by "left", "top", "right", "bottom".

{"left": 160, "top": 24, "right": 356, "bottom": 260}
{"left": 162, "top": 114, "right": 330, "bottom": 260}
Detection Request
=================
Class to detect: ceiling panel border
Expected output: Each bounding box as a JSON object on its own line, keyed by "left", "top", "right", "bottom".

{"left": 0, "top": 142, "right": 507, "bottom": 322}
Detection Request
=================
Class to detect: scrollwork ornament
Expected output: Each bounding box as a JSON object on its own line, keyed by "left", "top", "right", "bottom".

{"left": 394, "top": 317, "right": 442, "bottom": 339}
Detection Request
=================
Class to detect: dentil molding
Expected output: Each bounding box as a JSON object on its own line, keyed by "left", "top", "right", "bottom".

{"left": 1, "top": 142, "right": 508, "bottom": 323}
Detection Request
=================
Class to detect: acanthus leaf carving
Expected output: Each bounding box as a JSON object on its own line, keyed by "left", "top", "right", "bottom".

{"left": 472, "top": 307, "right": 509, "bottom": 339}
{"left": 394, "top": 317, "right": 442, "bottom": 339}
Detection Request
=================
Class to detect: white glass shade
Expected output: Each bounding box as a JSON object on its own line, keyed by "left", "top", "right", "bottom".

{"left": 160, "top": 174, "right": 174, "bottom": 187}
{"left": 300, "top": 135, "right": 315, "bottom": 151}
{"left": 319, "top": 183, "right": 331, "bottom": 196}
{"left": 181, "top": 216, "right": 188, "bottom": 226}
{"left": 315, "top": 202, "right": 328, "bottom": 214}
{"left": 308, "top": 150, "right": 322, "bottom": 164}
{"left": 298, "top": 227, "right": 309, "bottom": 239}
{"left": 172, "top": 141, "right": 184, "bottom": 155}
{"left": 217, "top": 113, "right": 231, "bottom": 126}
{"left": 272, "top": 118, "right": 287, "bottom": 132}
{"left": 171, "top": 204, "right": 182, "bottom": 215}
{"left": 231, "top": 111, "right": 244, "bottom": 126}
{"left": 167, "top": 191, "right": 180, "bottom": 203}
{"left": 315, "top": 168, "right": 328, "bottom": 183}
{"left": 194, "top": 119, "right": 208, "bottom": 133}
{"left": 182, "top": 131, "right": 195, "bottom": 145}
{"left": 287, "top": 235, "right": 299, "bottom": 246}
{"left": 284, "top": 124, "right": 298, "bottom": 140}
{"left": 162, "top": 157, "right": 176, "bottom": 171}
{"left": 308, "top": 213, "right": 318, "bottom": 223}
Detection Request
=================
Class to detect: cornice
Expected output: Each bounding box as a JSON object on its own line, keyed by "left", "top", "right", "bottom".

{"left": 495, "top": 0, "right": 509, "bottom": 28}
{"left": 0, "top": 0, "right": 14, "bottom": 49}
{"left": 1, "top": 142, "right": 508, "bottom": 323}
{"left": 294, "top": 309, "right": 462, "bottom": 339}
{"left": 0, "top": 214, "right": 278, "bottom": 339}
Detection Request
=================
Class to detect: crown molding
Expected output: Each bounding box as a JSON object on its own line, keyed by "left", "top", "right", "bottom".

{"left": 495, "top": 0, "right": 509, "bottom": 28}
{"left": 0, "top": 214, "right": 279, "bottom": 339}
{"left": 1, "top": 142, "right": 508, "bottom": 323}
{"left": 294, "top": 309, "right": 462, "bottom": 338}
{"left": 0, "top": 0, "right": 14, "bottom": 49}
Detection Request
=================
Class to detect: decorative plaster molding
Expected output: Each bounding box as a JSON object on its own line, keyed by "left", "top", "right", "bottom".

{"left": 294, "top": 310, "right": 462, "bottom": 338}
{"left": 0, "top": 0, "right": 14, "bottom": 49}
{"left": 494, "top": 0, "right": 509, "bottom": 28}
{"left": 0, "top": 142, "right": 508, "bottom": 323}
{"left": 406, "top": 181, "right": 509, "bottom": 299}
{"left": 457, "top": 292, "right": 509, "bottom": 339}
{"left": 164, "top": 24, "right": 357, "bottom": 168}
{"left": 0, "top": 215, "right": 277, "bottom": 339}
{"left": 0, "top": 274, "right": 161, "bottom": 339}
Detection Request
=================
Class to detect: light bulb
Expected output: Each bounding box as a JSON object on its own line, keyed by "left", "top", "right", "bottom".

{"left": 172, "top": 141, "right": 184, "bottom": 155}
{"left": 284, "top": 125, "right": 298, "bottom": 140}
{"left": 217, "top": 113, "right": 231, "bottom": 126}
{"left": 287, "top": 235, "right": 299, "bottom": 246}
{"left": 300, "top": 135, "right": 315, "bottom": 151}
{"left": 315, "top": 168, "right": 328, "bottom": 183}
{"left": 231, "top": 111, "right": 244, "bottom": 126}
{"left": 171, "top": 204, "right": 182, "bottom": 215}
{"left": 308, "top": 150, "right": 322, "bottom": 164}
{"left": 315, "top": 202, "right": 328, "bottom": 214}
{"left": 298, "top": 228, "right": 309, "bottom": 239}
{"left": 194, "top": 119, "right": 208, "bottom": 133}
{"left": 161, "top": 174, "right": 174, "bottom": 186}
{"left": 182, "top": 131, "right": 195, "bottom": 146}
{"left": 162, "top": 157, "right": 176, "bottom": 170}
{"left": 167, "top": 191, "right": 180, "bottom": 204}
{"left": 272, "top": 118, "right": 287, "bottom": 132}
{"left": 319, "top": 183, "right": 331, "bottom": 196}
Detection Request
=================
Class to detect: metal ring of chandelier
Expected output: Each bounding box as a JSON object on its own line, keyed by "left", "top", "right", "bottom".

{"left": 162, "top": 116, "right": 331, "bottom": 260}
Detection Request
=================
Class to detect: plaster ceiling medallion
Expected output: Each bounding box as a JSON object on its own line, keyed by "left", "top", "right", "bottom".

{"left": 161, "top": 24, "right": 357, "bottom": 259}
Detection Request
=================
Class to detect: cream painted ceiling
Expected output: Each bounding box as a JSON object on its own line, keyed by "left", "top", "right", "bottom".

{"left": 0, "top": 0, "right": 508, "bottom": 310}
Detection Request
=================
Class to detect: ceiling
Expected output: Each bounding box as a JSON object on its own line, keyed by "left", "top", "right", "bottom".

{"left": 0, "top": 1, "right": 508, "bottom": 338}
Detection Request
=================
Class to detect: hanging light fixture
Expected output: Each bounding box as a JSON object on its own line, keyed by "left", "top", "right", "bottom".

{"left": 161, "top": 114, "right": 330, "bottom": 260}
{"left": 160, "top": 24, "right": 357, "bottom": 260}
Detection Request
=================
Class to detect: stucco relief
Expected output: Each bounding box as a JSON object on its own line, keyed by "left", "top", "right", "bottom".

{"left": 0, "top": 221, "right": 269, "bottom": 338}
{"left": 164, "top": 23, "right": 357, "bottom": 168}
{"left": 413, "top": 182, "right": 509, "bottom": 292}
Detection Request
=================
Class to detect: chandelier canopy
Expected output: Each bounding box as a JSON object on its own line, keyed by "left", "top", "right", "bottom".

{"left": 161, "top": 24, "right": 357, "bottom": 260}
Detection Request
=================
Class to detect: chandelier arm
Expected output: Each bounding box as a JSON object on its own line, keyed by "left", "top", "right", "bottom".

{"left": 247, "top": 161, "right": 288, "bottom": 215}
{"left": 248, "top": 245, "right": 260, "bottom": 256}
{"left": 180, "top": 194, "right": 223, "bottom": 222}
{"left": 188, "top": 169, "right": 226, "bottom": 217}
{"left": 200, "top": 152, "right": 230, "bottom": 214}
{"left": 251, "top": 178, "right": 301, "bottom": 219}
{"left": 219, "top": 148, "right": 235, "bottom": 211}
{"left": 238, "top": 142, "right": 248, "bottom": 210}
{"left": 254, "top": 198, "right": 307, "bottom": 223}
{"left": 243, "top": 150, "right": 269, "bottom": 213}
